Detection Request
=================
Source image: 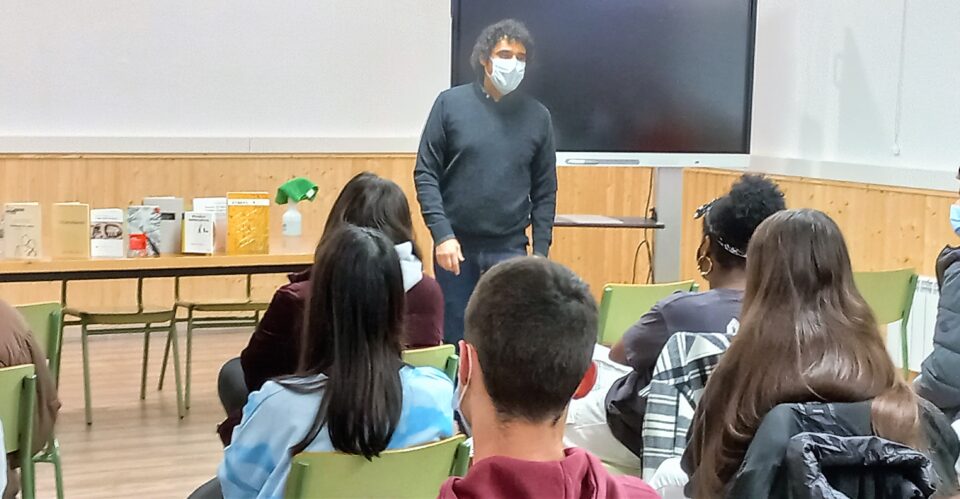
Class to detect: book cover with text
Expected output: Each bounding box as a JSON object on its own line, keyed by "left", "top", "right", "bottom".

{"left": 193, "top": 197, "right": 227, "bottom": 253}
{"left": 51, "top": 202, "right": 91, "bottom": 259}
{"left": 226, "top": 192, "right": 270, "bottom": 255}
{"left": 182, "top": 211, "right": 215, "bottom": 254}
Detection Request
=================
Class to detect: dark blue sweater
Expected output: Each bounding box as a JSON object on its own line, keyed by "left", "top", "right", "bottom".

{"left": 414, "top": 82, "right": 557, "bottom": 256}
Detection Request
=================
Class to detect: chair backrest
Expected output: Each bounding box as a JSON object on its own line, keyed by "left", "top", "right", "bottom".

{"left": 597, "top": 281, "right": 696, "bottom": 345}
{"left": 0, "top": 364, "right": 37, "bottom": 454}
{"left": 15, "top": 302, "right": 64, "bottom": 383}
{"left": 853, "top": 269, "right": 918, "bottom": 326}
{"left": 284, "top": 434, "right": 469, "bottom": 499}
{"left": 402, "top": 345, "right": 459, "bottom": 381}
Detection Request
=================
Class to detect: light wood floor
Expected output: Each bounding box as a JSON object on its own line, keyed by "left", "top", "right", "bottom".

{"left": 34, "top": 326, "right": 250, "bottom": 499}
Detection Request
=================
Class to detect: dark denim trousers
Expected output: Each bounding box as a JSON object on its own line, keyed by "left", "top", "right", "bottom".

{"left": 434, "top": 246, "right": 527, "bottom": 345}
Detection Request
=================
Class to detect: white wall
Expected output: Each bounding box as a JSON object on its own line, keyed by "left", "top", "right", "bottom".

{"left": 750, "top": 0, "right": 960, "bottom": 189}
{"left": 4, "top": 0, "right": 958, "bottom": 190}
{"left": 0, "top": 0, "right": 450, "bottom": 152}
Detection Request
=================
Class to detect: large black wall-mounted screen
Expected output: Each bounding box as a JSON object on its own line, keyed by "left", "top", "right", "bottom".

{"left": 451, "top": 0, "right": 757, "bottom": 154}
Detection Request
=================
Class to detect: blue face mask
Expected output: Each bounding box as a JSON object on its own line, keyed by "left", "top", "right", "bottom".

{"left": 951, "top": 205, "right": 960, "bottom": 236}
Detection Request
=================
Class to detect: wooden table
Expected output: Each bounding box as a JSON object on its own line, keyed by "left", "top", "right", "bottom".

{"left": 0, "top": 251, "right": 314, "bottom": 283}
{"left": 0, "top": 242, "right": 315, "bottom": 303}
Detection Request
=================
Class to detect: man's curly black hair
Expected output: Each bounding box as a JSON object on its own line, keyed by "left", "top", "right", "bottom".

{"left": 470, "top": 19, "right": 534, "bottom": 80}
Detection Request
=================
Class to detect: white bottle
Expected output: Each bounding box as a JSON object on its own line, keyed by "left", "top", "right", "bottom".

{"left": 282, "top": 201, "right": 302, "bottom": 237}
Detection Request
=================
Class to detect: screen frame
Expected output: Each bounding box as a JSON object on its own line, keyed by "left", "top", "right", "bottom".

{"left": 450, "top": 0, "right": 759, "bottom": 159}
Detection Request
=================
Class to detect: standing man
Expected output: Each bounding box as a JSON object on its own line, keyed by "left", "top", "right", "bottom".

{"left": 414, "top": 19, "right": 557, "bottom": 345}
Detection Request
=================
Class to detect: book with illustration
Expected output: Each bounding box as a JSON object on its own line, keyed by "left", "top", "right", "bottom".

{"left": 182, "top": 211, "right": 215, "bottom": 254}
{"left": 3, "top": 202, "right": 42, "bottom": 259}
{"left": 192, "top": 197, "right": 227, "bottom": 253}
{"left": 127, "top": 205, "right": 162, "bottom": 257}
{"left": 143, "top": 196, "right": 184, "bottom": 255}
{"left": 91, "top": 208, "right": 125, "bottom": 258}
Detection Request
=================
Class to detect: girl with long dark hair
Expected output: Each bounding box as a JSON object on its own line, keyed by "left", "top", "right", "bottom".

{"left": 217, "top": 172, "right": 444, "bottom": 445}
{"left": 218, "top": 226, "right": 454, "bottom": 498}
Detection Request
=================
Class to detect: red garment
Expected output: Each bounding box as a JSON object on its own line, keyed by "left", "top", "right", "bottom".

{"left": 217, "top": 269, "right": 445, "bottom": 444}
{"left": 240, "top": 268, "right": 444, "bottom": 391}
{"left": 439, "top": 448, "right": 660, "bottom": 499}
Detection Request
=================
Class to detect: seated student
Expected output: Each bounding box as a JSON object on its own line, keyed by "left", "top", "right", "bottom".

{"left": 0, "top": 300, "right": 60, "bottom": 499}
{"left": 915, "top": 172, "right": 960, "bottom": 422}
{"left": 564, "top": 175, "right": 785, "bottom": 467}
{"left": 217, "top": 172, "right": 444, "bottom": 444}
{"left": 440, "top": 257, "right": 659, "bottom": 499}
{"left": 217, "top": 226, "right": 454, "bottom": 498}
{"left": 683, "top": 209, "right": 960, "bottom": 497}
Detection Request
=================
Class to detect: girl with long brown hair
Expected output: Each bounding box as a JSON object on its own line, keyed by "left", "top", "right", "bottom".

{"left": 683, "top": 209, "right": 956, "bottom": 497}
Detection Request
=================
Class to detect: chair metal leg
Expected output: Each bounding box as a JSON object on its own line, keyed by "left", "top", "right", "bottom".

{"left": 80, "top": 323, "right": 93, "bottom": 425}
{"left": 51, "top": 438, "right": 64, "bottom": 499}
{"left": 185, "top": 309, "right": 194, "bottom": 410}
{"left": 169, "top": 323, "right": 186, "bottom": 419}
{"left": 901, "top": 322, "right": 910, "bottom": 378}
{"left": 140, "top": 326, "right": 151, "bottom": 400}
{"left": 21, "top": 450, "right": 36, "bottom": 499}
{"left": 158, "top": 327, "right": 172, "bottom": 391}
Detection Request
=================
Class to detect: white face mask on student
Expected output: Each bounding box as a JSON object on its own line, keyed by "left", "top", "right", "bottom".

{"left": 951, "top": 204, "right": 960, "bottom": 236}
{"left": 488, "top": 56, "right": 526, "bottom": 96}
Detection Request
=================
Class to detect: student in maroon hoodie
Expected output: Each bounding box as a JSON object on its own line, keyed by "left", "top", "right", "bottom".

{"left": 216, "top": 172, "right": 445, "bottom": 445}
{"left": 440, "top": 257, "right": 659, "bottom": 499}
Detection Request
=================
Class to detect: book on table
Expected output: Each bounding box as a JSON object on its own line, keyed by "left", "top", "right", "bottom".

{"left": 143, "top": 196, "right": 184, "bottom": 255}
{"left": 51, "top": 202, "right": 91, "bottom": 259}
{"left": 192, "top": 197, "right": 227, "bottom": 254}
{"left": 91, "top": 208, "right": 125, "bottom": 258}
{"left": 127, "top": 205, "right": 162, "bottom": 258}
{"left": 226, "top": 192, "right": 270, "bottom": 255}
{"left": 3, "top": 202, "right": 42, "bottom": 260}
{"left": 182, "top": 211, "right": 215, "bottom": 255}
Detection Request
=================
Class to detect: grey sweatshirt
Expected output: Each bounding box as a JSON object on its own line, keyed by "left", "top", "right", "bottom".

{"left": 414, "top": 82, "right": 557, "bottom": 256}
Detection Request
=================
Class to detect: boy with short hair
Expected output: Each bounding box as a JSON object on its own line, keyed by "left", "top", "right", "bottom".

{"left": 440, "top": 257, "right": 658, "bottom": 498}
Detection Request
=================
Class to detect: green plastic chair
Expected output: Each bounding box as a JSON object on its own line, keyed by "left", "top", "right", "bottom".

{"left": 157, "top": 274, "right": 269, "bottom": 411}
{"left": 284, "top": 434, "right": 470, "bottom": 499}
{"left": 16, "top": 302, "right": 65, "bottom": 499}
{"left": 402, "top": 344, "right": 459, "bottom": 381}
{"left": 853, "top": 269, "right": 918, "bottom": 377}
{"left": 62, "top": 277, "right": 184, "bottom": 424}
{"left": 0, "top": 364, "right": 38, "bottom": 499}
{"left": 597, "top": 281, "right": 697, "bottom": 345}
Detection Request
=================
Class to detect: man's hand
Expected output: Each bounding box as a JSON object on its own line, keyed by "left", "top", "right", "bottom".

{"left": 436, "top": 238, "right": 465, "bottom": 275}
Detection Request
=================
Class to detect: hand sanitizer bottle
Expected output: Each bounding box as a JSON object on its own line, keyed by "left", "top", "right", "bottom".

{"left": 282, "top": 201, "right": 302, "bottom": 237}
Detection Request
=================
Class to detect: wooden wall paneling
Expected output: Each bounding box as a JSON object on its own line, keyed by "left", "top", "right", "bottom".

{"left": 0, "top": 155, "right": 650, "bottom": 306}
{"left": 551, "top": 167, "right": 655, "bottom": 295}
{"left": 680, "top": 168, "right": 957, "bottom": 289}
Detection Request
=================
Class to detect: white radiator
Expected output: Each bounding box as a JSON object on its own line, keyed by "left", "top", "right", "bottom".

{"left": 886, "top": 275, "right": 939, "bottom": 371}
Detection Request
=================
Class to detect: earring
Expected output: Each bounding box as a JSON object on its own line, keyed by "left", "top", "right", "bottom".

{"left": 697, "top": 256, "right": 714, "bottom": 278}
